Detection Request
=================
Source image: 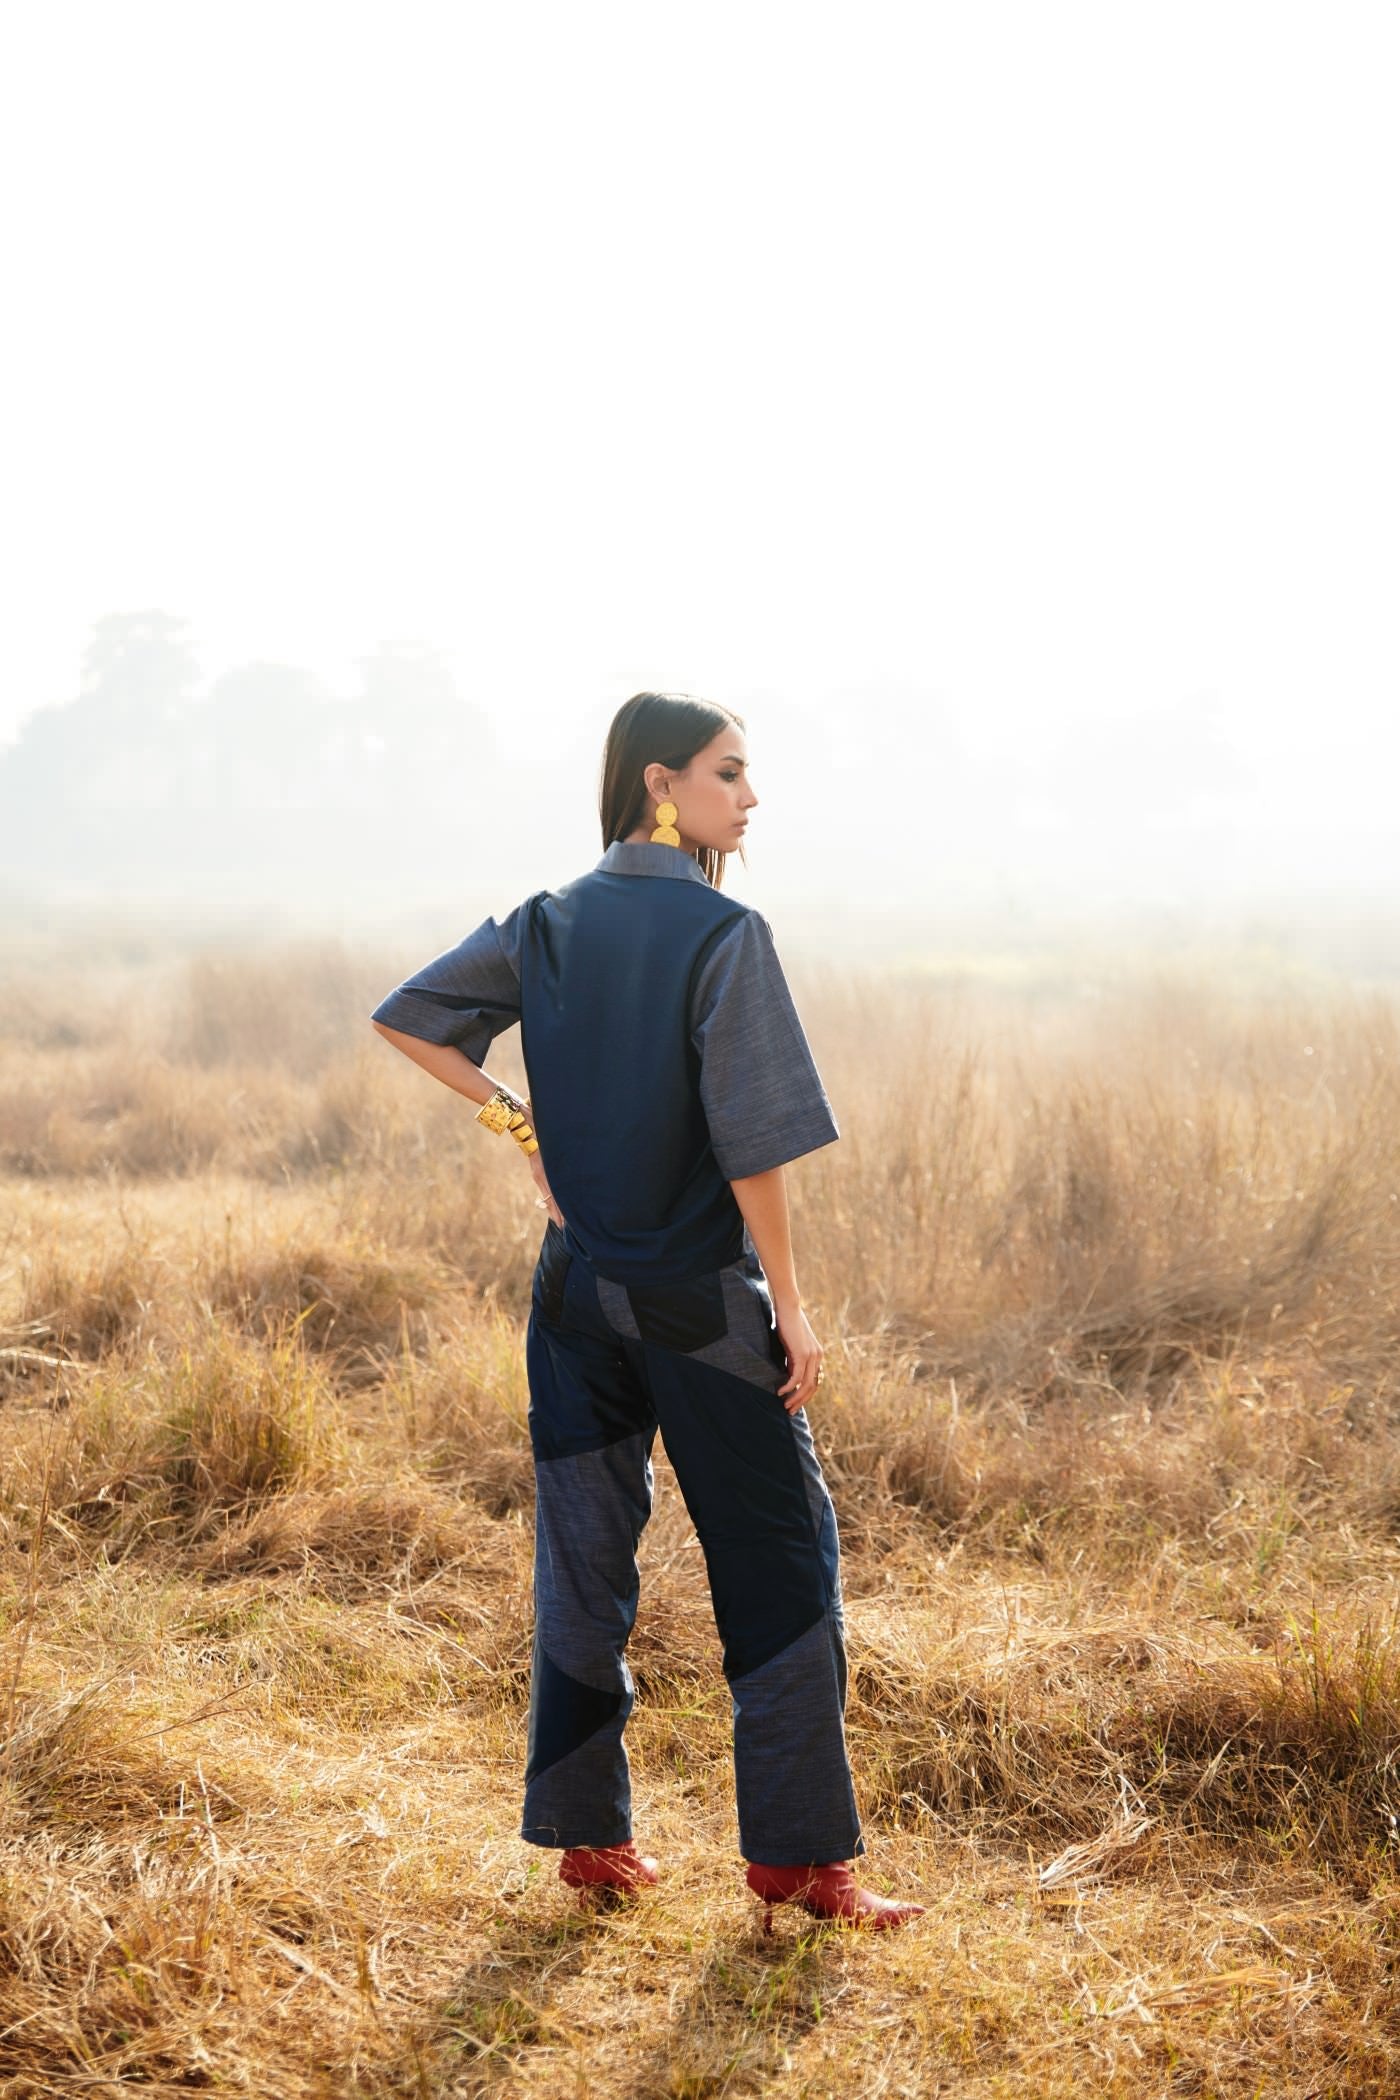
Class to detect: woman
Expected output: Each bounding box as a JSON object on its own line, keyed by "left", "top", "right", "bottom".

{"left": 371, "top": 692, "right": 924, "bottom": 1933}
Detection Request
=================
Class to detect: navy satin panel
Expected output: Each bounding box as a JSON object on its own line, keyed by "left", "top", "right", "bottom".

{"left": 625, "top": 1271, "right": 729, "bottom": 1351}
{"left": 520, "top": 875, "right": 749, "bottom": 1285}
{"left": 524, "top": 1642, "right": 625, "bottom": 1782}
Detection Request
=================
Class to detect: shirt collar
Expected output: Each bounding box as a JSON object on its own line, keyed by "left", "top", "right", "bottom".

{"left": 596, "top": 839, "right": 712, "bottom": 885}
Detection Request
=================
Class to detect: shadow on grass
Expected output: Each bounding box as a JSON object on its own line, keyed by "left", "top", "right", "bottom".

{"left": 345, "top": 1892, "right": 850, "bottom": 2098}
{"left": 427, "top": 1908, "right": 601, "bottom": 2093}
{"left": 626, "top": 1926, "right": 838, "bottom": 2098}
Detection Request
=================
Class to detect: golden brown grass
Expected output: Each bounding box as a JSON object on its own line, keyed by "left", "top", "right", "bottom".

{"left": 2, "top": 940, "right": 1399, "bottom": 2095}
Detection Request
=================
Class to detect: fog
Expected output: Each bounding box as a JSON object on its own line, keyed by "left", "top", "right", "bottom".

{"left": 3, "top": 2, "right": 1396, "bottom": 980}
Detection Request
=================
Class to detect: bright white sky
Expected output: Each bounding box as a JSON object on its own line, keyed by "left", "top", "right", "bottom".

{"left": 3, "top": 1, "right": 1398, "bottom": 918}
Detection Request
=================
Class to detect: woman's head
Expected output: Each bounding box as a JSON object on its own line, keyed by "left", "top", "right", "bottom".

{"left": 599, "top": 692, "right": 757, "bottom": 888}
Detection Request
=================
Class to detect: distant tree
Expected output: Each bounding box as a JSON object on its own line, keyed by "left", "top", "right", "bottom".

{"left": 79, "top": 610, "right": 201, "bottom": 729}
{"left": 0, "top": 616, "right": 512, "bottom": 903}
{"left": 350, "top": 641, "right": 497, "bottom": 813}
{"left": 187, "top": 662, "right": 332, "bottom": 810}
{"left": 0, "top": 611, "right": 203, "bottom": 877}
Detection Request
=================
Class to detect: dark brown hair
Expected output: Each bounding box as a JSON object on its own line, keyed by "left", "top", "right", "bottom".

{"left": 598, "top": 691, "right": 747, "bottom": 890}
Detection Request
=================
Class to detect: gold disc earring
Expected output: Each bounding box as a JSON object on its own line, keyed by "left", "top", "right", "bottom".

{"left": 650, "top": 799, "right": 681, "bottom": 846}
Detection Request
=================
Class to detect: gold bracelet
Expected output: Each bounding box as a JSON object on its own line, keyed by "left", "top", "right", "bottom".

{"left": 474, "top": 1087, "right": 540, "bottom": 1155}
{"left": 475, "top": 1087, "right": 521, "bottom": 1134}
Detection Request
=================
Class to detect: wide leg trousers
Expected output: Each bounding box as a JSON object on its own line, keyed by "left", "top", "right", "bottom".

{"left": 520, "top": 1219, "right": 865, "bottom": 1868}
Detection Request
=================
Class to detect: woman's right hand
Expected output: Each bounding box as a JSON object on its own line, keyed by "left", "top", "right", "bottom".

{"left": 525, "top": 1137, "right": 566, "bottom": 1228}
{"left": 773, "top": 1298, "right": 823, "bottom": 1414}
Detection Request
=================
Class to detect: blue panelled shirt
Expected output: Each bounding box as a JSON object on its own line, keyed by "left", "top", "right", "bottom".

{"left": 370, "top": 839, "right": 839, "bottom": 1285}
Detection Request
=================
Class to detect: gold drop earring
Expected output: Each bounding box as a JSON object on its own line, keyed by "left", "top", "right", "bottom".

{"left": 650, "top": 799, "right": 681, "bottom": 846}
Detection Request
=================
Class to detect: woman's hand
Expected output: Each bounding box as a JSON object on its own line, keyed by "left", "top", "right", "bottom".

{"left": 774, "top": 1298, "right": 823, "bottom": 1414}
{"left": 522, "top": 1104, "right": 565, "bottom": 1227}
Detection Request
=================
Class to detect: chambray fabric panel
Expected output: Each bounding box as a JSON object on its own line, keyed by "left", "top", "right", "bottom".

{"left": 729, "top": 1611, "right": 865, "bottom": 1865}
{"left": 369, "top": 897, "right": 531, "bottom": 1065}
{"left": 701, "top": 1258, "right": 813, "bottom": 1395}
{"left": 785, "top": 1406, "right": 847, "bottom": 1636}
{"left": 688, "top": 1262, "right": 789, "bottom": 1393}
{"left": 690, "top": 909, "right": 840, "bottom": 1180}
{"left": 532, "top": 1434, "right": 656, "bottom": 1694}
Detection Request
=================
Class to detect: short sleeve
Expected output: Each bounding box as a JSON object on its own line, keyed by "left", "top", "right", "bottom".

{"left": 689, "top": 909, "right": 840, "bottom": 1180}
{"left": 370, "top": 900, "right": 527, "bottom": 1065}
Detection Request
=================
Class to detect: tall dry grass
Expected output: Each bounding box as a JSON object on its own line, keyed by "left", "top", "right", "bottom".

{"left": 2, "top": 937, "right": 1399, "bottom": 2095}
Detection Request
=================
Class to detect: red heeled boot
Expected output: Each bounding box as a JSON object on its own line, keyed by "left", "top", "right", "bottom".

{"left": 746, "top": 1860, "right": 926, "bottom": 1933}
{"left": 558, "top": 1840, "right": 660, "bottom": 1908}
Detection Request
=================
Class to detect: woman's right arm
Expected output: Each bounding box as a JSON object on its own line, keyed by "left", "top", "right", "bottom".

{"left": 728, "top": 1162, "right": 824, "bottom": 1414}
{"left": 372, "top": 1021, "right": 565, "bottom": 1226}
{"left": 689, "top": 909, "right": 839, "bottom": 1415}
{"left": 370, "top": 1021, "right": 506, "bottom": 1110}
{"left": 377, "top": 1020, "right": 570, "bottom": 1226}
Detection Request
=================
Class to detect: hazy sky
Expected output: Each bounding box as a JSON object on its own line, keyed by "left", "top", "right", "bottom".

{"left": 4, "top": 1, "right": 1398, "bottom": 910}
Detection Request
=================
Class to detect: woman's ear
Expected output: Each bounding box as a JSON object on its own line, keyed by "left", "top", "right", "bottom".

{"left": 642, "top": 760, "right": 672, "bottom": 801}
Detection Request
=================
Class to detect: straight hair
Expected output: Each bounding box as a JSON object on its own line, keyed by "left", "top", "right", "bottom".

{"left": 598, "top": 691, "right": 747, "bottom": 890}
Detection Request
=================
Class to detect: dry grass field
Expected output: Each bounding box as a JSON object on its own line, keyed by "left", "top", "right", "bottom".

{"left": 3, "top": 933, "right": 1399, "bottom": 2097}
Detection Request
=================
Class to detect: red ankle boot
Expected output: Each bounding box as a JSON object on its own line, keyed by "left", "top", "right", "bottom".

{"left": 559, "top": 1840, "right": 659, "bottom": 1907}
{"left": 745, "top": 1859, "right": 925, "bottom": 1933}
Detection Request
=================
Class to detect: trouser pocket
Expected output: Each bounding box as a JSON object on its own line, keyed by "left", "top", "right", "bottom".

{"left": 532, "top": 1220, "right": 573, "bottom": 1327}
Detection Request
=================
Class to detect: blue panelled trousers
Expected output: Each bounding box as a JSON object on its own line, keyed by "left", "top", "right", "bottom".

{"left": 520, "top": 1220, "right": 865, "bottom": 1867}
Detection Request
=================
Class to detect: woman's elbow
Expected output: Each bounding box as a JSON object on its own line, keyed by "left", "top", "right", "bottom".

{"left": 371, "top": 1017, "right": 414, "bottom": 1049}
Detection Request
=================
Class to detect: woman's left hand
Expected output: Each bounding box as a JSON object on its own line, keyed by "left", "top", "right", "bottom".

{"left": 774, "top": 1299, "right": 824, "bottom": 1414}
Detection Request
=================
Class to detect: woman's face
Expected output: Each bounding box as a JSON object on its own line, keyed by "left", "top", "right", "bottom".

{"left": 651, "top": 724, "right": 758, "bottom": 854}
